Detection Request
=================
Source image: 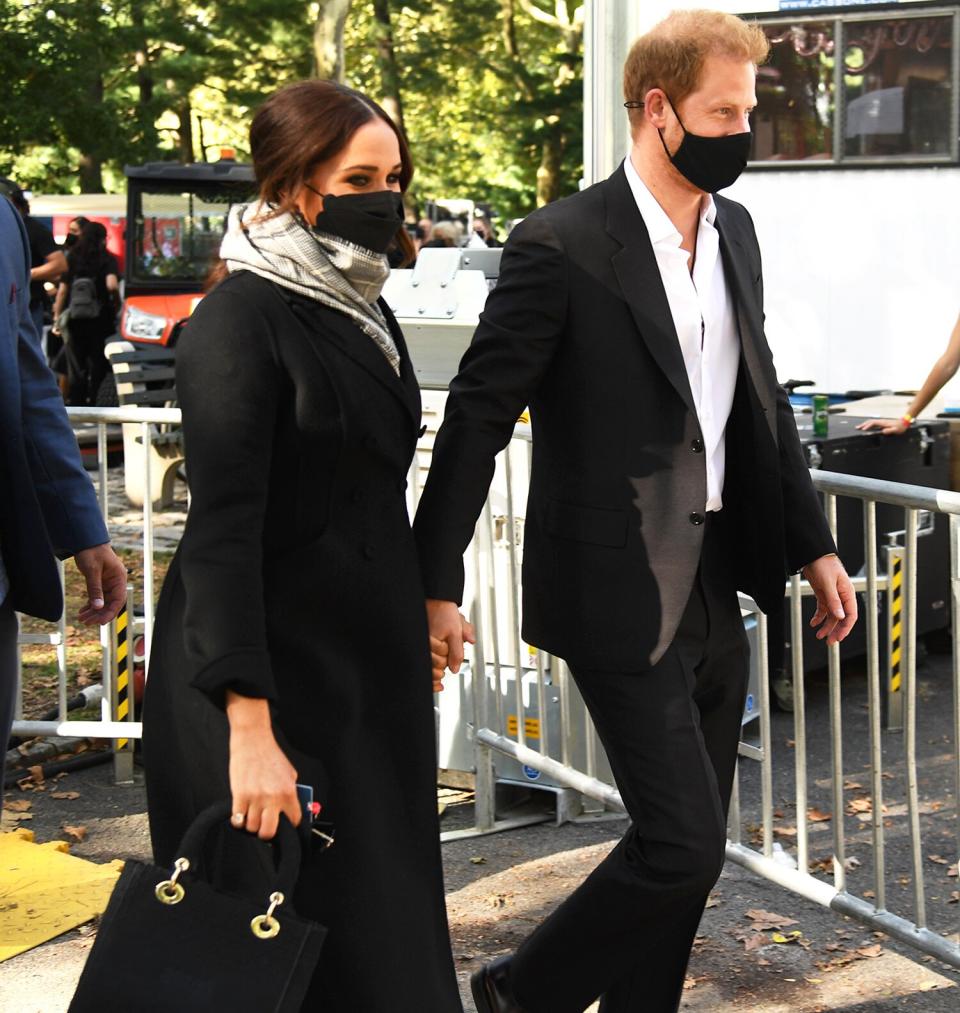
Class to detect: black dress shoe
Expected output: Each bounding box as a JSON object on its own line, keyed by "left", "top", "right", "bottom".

{"left": 470, "top": 955, "right": 527, "bottom": 1013}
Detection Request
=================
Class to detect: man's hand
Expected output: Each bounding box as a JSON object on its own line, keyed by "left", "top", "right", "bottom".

{"left": 430, "top": 636, "right": 449, "bottom": 692}
{"left": 426, "top": 598, "right": 476, "bottom": 678}
{"left": 73, "top": 543, "right": 127, "bottom": 625}
{"left": 802, "top": 554, "right": 858, "bottom": 645}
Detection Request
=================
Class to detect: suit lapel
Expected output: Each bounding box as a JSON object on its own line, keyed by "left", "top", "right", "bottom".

{"left": 284, "top": 293, "right": 420, "bottom": 430}
{"left": 714, "top": 202, "right": 777, "bottom": 443}
{"left": 605, "top": 166, "right": 696, "bottom": 418}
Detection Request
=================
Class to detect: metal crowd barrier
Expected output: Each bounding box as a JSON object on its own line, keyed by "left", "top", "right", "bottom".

{"left": 13, "top": 408, "right": 960, "bottom": 969}
{"left": 443, "top": 431, "right": 960, "bottom": 971}
{"left": 11, "top": 407, "right": 179, "bottom": 783}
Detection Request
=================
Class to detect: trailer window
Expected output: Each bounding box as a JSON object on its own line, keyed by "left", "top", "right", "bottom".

{"left": 750, "top": 8, "right": 959, "bottom": 167}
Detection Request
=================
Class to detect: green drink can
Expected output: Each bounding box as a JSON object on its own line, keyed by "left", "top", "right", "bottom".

{"left": 812, "top": 394, "right": 829, "bottom": 437}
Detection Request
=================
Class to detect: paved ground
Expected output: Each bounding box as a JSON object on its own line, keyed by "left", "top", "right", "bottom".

{"left": 3, "top": 635, "right": 960, "bottom": 1011}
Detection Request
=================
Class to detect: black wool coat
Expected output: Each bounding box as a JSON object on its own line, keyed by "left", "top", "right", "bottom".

{"left": 143, "top": 270, "right": 462, "bottom": 1012}
{"left": 414, "top": 164, "right": 836, "bottom": 671}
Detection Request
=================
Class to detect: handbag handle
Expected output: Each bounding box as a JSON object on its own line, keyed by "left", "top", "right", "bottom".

{"left": 162, "top": 801, "right": 302, "bottom": 902}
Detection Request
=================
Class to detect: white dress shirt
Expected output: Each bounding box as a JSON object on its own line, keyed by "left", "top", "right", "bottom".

{"left": 624, "top": 154, "right": 741, "bottom": 511}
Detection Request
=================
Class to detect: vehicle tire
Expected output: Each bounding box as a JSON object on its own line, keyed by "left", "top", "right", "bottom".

{"left": 95, "top": 371, "right": 119, "bottom": 407}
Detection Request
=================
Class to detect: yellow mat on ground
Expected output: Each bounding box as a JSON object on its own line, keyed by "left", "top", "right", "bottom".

{"left": 0, "top": 829, "right": 123, "bottom": 962}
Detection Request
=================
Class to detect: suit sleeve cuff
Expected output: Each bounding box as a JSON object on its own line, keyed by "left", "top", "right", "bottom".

{"left": 189, "top": 649, "right": 278, "bottom": 706}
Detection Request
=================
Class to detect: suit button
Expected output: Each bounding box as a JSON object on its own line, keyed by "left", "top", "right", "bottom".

{"left": 363, "top": 544, "right": 376, "bottom": 559}
{"left": 691, "top": 438, "right": 704, "bottom": 453}
{"left": 689, "top": 512, "right": 704, "bottom": 526}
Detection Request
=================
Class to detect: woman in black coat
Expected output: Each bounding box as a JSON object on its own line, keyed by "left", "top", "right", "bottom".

{"left": 143, "top": 81, "right": 465, "bottom": 1012}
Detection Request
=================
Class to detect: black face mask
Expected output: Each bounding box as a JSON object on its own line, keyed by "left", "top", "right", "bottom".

{"left": 64, "top": 233, "right": 78, "bottom": 248}
{"left": 657, "top": 96, "right": 751, "bottom": 193}
{"left": 308, "top": 187, "right": 404, "bottom": 253}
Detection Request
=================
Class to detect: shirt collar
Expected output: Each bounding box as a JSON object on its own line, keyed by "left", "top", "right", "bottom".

{"left": 623, "top": 154, "right": 717, "bottom": 245}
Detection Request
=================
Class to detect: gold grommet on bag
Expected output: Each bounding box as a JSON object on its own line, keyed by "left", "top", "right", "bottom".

{"left": 250, "top": 891, "right": 284, "bottom": 940}
{"left": 155, "top": 857, "right": 190, "bottom": 905}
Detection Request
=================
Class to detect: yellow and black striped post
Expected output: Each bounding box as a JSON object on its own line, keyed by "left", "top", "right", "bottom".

{"left": 885, "top": 546, "right": 905, "bottom": 730}
{"left": 110, "top": 586, "right": 136, "bottom": 783}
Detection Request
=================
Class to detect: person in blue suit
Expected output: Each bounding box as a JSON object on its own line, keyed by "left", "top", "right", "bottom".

{"left": 1, "top": 196, "right": 126, "bottom": 804}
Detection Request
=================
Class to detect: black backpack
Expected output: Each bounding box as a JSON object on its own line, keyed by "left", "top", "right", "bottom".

{"left": 69, "top": 276, "right": 101, "bottom": 319}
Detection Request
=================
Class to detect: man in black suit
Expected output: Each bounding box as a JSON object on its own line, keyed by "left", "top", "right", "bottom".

{"left": 415, "top": 10, "right": 857, "bottom": 1013}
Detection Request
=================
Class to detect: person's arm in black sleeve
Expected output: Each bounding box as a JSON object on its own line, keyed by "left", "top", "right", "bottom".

{"left": 745, "top": 212, "right": 855, "bottom": 643}
{"left": 174, "top": 285, "right": 281, "bottom": 704}
{"left": 413, "top": 213, "right": 568, "bottom": 604}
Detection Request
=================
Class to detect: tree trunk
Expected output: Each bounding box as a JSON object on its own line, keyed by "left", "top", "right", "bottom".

{"left": 176, "top": 100, "right": 195, "bottom": 163}
{"left": 314, "top": 0, "right": 353, "bottom": 81}
{"left": 78, "top": 74, "right": 105, "bottom": 192}
{"left": 536, "top": 131, "right": 563, "bottom": 206}
{"left": 372, "top": 0, "right": 405, "bottom": 134}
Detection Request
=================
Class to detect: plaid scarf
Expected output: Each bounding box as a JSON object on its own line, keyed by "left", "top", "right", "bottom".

{"left": 220, "top": 202, "right": 400, "bottom": 375}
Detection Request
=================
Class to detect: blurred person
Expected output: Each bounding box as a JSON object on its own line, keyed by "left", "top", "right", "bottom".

{"left": 856, "top": 310, "right": 960, "bottom": 435}
{"left": 46, "top": 216, "right": 91, "bottom": 370}
{"left": 51, "top": 222, "right": 119, "bottom": 406}
{"left": 416, "top": 11, "right": 856, "bottom": 1013}
{"left": 422, "top": 219, "right": 462, "bottom": 248}
{"left": 0, "top": 196, "right": 125, "bottom": 808}
{"left": 142, "top": 79, "right": 463, "bottom": 1012}
{"left": 0, "top": 177, "right": 67, "bottom": 345}
{"left": 473, "top": 215, "right": 502, "bottom": 248}
{"left": 417, "top": 216, "right": 433, "bottom": 245}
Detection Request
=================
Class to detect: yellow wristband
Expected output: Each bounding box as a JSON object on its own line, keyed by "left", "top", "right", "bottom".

{"left": 902, "top": 413, "right": 915, "bottom": 426}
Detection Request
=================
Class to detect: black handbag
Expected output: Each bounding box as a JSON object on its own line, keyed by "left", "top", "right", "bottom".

{"left": 68, "top": 802, "right": 326, "bottom": 1013}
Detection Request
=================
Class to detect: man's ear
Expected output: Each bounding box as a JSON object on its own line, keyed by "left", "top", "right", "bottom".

{"left": 644, "top": 88, "right": 669, "bottom": 129}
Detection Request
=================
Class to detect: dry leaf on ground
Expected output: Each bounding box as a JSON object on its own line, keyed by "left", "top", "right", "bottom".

{"left": 62, "top": 824, "right": 87, "bottom": 842}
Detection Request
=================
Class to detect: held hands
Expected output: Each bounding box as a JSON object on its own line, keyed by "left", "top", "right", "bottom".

{"left": 225, "top": 692, "right": 301, "bottom": 841}
{"left": 855, "top": 418, "right": 910, "bottom": 436}
{"left": 427, "top": 599, "right": 476, "bottom": 691}
{"left": 73, "top": 543, "right": 127, "bottom": 625}
{"left": 802, "top": 554, "right": 858, "bottom": 645}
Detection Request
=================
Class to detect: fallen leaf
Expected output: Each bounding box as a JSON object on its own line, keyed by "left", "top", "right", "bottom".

{"left": 27, "top": 765, "right": 44, "bottom": 784}
{"left": 3, "top": 799, "right": 31, "bottom": 812}
{"left": 862, "top": 890, "right": 876, "bottom": 899}
{"left": 745, "top": 909, "right": 799, "bottom": 931}
{"left": 949, "top": 891, "right": 960, "bottom": 904}
{"left": 62, "top": 824, "right": 87, "bottom": 842}
{"left": 774, "top": 825, "right": 798, "bottom": 838}
{"left": 50, "top": 791, "right": 80, "bottom": 800}
{"left": 808, "top": 808, "right": 832, "bottom": 822}
{"left": 843, "top": 781, "right": 863, "bottom": 791}
{"left": 929, "top": 854, "right": 950, "bottom": 865}
{"left": 846, "top": 798, "right": 872, "bottom": 815}
{"left": 844, "top": 856, "right": 861, "bottom": 871}
{"left": 772, "top": 931, "right": 803, "bottom": 944}
{"left": 856, "top": 944, "right": 882, "bottom": 958}
{"left": 705, "top": 892, "right": 722, "bottom": 909}
{"left": 682, "top": 977, "right": 698, "bottom": 990}
{"left": 469, "top": 856, "right": 486, "bottom": 865}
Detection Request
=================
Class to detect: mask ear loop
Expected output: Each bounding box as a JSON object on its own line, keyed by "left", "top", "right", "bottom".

{"left": 624, "top": 93, "right": 686, "bottom": 161}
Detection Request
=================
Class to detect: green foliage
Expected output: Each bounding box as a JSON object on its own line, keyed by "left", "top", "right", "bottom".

{"left": 1, "top": 0, "right": 583, "bottom": 217}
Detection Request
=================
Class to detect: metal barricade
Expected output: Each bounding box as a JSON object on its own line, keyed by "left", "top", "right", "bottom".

{"left": 443, "top": 434, "right": 960, "bottom": 971}
{"left": 10, "top": 407, "right": 180, "bottom": 778}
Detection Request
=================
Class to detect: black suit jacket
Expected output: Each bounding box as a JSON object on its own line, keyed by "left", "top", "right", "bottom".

{"left": 413, "top": 165, "right": 836, "bottom": 670}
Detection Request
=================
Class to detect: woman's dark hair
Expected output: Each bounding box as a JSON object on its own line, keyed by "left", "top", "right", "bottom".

{"left": 70, "top": 215, "right": 90, "bottom": 230}
{"left": 70, "top": 221, "right": 110, "bottom": 277}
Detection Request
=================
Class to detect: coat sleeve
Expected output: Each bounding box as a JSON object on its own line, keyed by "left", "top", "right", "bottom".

{"left": 744, "top": 209, "right": 837, "bottom": 572}
{"left": 413, "top": 213, "right": 567, "bottom": 603}
{"left": 10, "top": 204, "right": 108, "bottom": 558}
{"left": 175, "top": 282, "right": 283, "bottom": 703}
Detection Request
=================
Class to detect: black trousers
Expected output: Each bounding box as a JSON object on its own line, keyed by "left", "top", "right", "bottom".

{"left": 510, "top": 514, "right": 750, "bottom": 1013}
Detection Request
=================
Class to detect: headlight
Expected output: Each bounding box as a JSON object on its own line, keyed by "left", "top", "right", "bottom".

{"left": 123, "top": 305, "right": 167, "bottom": 341}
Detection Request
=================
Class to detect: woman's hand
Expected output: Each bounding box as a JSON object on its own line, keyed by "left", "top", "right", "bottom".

{"left": 225, "top": 691, "right": 301, "bottom": 841}
{"left": 855, "top": 417, "right": 909, "bottom": 436}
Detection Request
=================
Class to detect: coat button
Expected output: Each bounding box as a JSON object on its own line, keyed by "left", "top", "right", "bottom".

{"left": 689, "top": 512, "right": 704, "bottom": 526}
{"left": 363, "top": 544, "right": 376, "bottom": 559}
{"left": 691, "top": 438, "right": 704, "bottom": 453}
